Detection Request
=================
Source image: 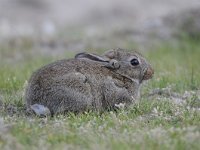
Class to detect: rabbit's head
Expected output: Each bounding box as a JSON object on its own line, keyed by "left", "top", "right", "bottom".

{"left": 75, "top": 48, "right": 154, "bottom": 84}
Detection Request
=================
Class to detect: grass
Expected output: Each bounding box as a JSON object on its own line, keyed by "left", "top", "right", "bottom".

{"left": 0, "top": 38, "right": 200, "bottom": 150}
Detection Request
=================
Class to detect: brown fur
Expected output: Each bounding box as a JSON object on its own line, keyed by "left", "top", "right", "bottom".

{"left": 25, "top": 48, "right": 154, "bottom": 115}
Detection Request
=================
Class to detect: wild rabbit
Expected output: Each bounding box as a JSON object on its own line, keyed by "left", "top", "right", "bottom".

{"left": 25, "top": 48, "right": 154, "bottom": 115}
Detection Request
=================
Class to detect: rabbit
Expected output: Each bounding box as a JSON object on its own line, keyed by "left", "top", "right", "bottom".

{"left": 25, "top": 48, "right": 154, "bottom": 115}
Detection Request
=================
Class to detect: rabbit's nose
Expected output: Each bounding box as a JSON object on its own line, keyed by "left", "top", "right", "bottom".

{"left": 143, "top": 66, "right": 154, "bottom": 80}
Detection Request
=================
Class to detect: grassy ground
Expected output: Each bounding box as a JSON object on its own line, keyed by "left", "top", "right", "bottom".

{"left": 0, "top": 38, "right": 200, "bottom": 150}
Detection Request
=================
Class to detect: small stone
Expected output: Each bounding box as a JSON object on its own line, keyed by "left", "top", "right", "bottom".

{"left": 6, "top": 104, "right": 18, "bottom": 116}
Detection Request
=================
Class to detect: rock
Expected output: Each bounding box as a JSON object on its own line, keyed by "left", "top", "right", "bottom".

{"left": 6, "top": 104, "right": 18, "bottom": 116}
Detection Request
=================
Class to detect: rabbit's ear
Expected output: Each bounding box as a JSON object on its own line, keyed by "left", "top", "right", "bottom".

{"left": 75, "top": 52, "right": 109, "bottom": 62}
{"left": 75, "top": 52, "right": 120, "bottom": 69}
{"left": 103, "top": 50, "right": 117, "bottom": 59}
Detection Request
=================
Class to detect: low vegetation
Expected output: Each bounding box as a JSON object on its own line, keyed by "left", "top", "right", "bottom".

{"left": 0, "top": 38, "right": 200, "bottom": 150}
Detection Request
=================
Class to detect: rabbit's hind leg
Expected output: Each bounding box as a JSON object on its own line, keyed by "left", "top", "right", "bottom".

{"left": 37, "top": 72, "right": 94, "bottom": 115}
{"left": 45, "top": 83, "right": 93, "bottom": 114}
{"left": 45, "top": 86, "right": 93, "bottom": 115}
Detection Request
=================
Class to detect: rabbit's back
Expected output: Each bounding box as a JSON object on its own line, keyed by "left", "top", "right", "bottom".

{"left": 28, "top": 59, "right": 108, "bottom": 87}
{"left": 25, "top": 58, "right": 110, "bottom": 114}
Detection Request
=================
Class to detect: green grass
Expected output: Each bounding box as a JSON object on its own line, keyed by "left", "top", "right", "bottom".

{"left": 0, "top": 38, "right": 200, "bottom": 150}
{"left": 145, "top": 39, "right": 200, "bottom": 92}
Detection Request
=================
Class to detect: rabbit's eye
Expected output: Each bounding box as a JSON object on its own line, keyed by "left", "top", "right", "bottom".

{"left": 130, "top": 58, "right": 139, "bottom": 66}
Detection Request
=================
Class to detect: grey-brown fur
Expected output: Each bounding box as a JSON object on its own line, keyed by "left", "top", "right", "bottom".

{"left": 25, "top": 48, "right": 154, "bottom": 115}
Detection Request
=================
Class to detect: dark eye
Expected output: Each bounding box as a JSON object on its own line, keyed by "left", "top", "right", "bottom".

{"left": 130, "top": 58, "right": 139, "bottom": 66}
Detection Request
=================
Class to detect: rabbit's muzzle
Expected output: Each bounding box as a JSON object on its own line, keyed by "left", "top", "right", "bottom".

{"left": 143, "top": 66, "right": 154, "bottom": 80}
